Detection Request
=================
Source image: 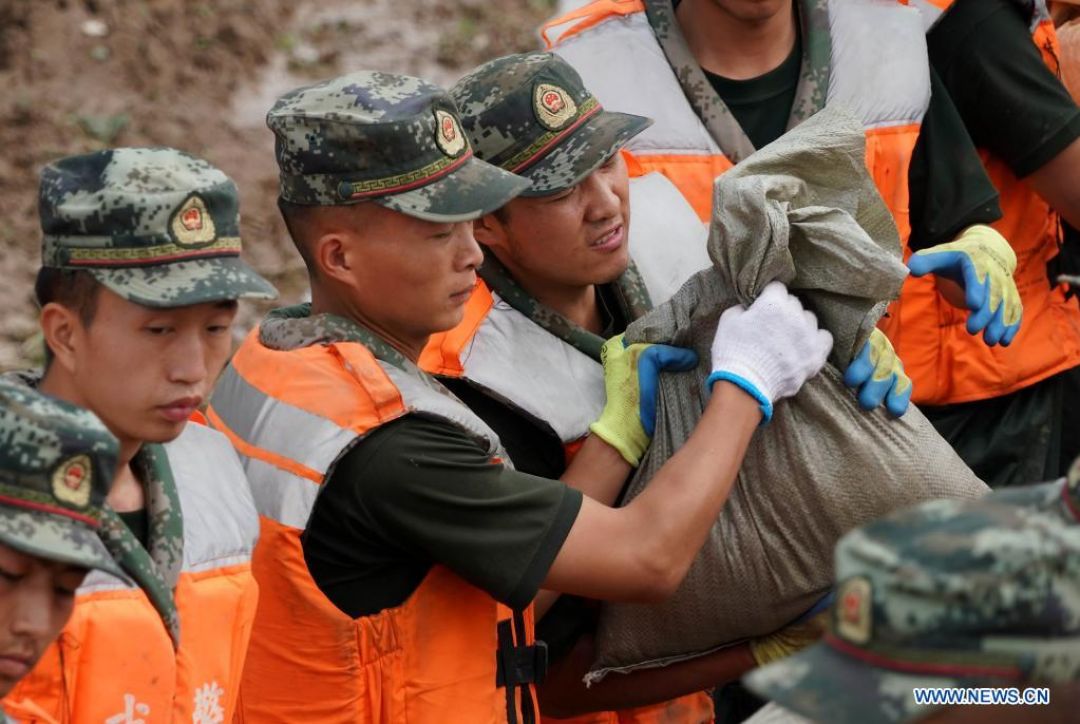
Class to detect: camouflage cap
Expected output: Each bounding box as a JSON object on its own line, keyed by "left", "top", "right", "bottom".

{"left": 451, "top": 52, "right": 651, "bottom": 196}
{"left": 37, "top": 147, "right": 277, "bottom": 308}
{"left": 744, "top": 494, "right": 1080, "bottom": 723}
{"left": 0, "top": 380, "right": 126, "bottom": 580}
{"left": 266, "top": 71, "right": 530, "bottom": 221}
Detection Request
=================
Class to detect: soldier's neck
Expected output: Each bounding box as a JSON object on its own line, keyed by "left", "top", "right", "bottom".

{"left": 523, "top": 277, "right": 602, "bottom": 335}
{"left": 676, "top": 0, "right": 796, "bottom": 80}
{"left": 309, "top": 286, "right": 426, "bottom": 363}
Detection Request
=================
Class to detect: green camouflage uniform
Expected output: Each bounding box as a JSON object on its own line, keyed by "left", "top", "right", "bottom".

{"left": 38, "top": 147, "right": 276, "bottom": 308}
{"left": 451, "top": 52, "right": 655, "bottom": 359}
{"left": 267, "top": 71, "right": 530, "bottom": 220}
{"left": 23, "top": 147, "right": 280, "bottom": 644}
{"left": 643, "top": 0, "right": 831, "bottom": 164}
{"left": 744, "top": 474, "right": 1080, "bottom": 723}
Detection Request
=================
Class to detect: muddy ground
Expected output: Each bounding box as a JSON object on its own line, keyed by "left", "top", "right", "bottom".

{"left": 0, "top": 0, "right": 558, "bottom": 368}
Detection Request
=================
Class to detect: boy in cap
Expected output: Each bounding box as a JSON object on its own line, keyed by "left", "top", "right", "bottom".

{"left": 742, "top": 469, "right": 1080, "bottom": 723}
{"left": 420, "top": 51, "right": 893, "bottom": 722}
{"left": 3, "top": 148, "right": 277, "bottom": 723}
{"left": 0, "top": 381, "right": 129, "bottom": 723}
{"left": 207, "top": 70, "right": 832, "bottom": 723}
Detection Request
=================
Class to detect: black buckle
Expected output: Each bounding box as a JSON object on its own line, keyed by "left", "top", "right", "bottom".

{"left": 496, "top": 640, "right": 548, "bottom": 688}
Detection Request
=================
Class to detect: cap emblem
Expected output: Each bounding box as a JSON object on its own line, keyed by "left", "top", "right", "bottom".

{"left": 52, "top": 454, "right": 92, "bottom": 509}
{"left": 534, "top": 83, "right": 578, "bottom": 131}
{"left": 171, "top": 196, "right": 217, "bottom": 247}
{"left": 836, "top": 576, "right": 873, "bottom": 645}
{"left": 434, "top": 109, "right": 466, "bottom": 158}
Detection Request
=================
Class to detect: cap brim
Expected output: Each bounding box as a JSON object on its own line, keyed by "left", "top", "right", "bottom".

{"left": 0, "top": 507, "right": 128, "bottom": 582}
{"left": 518, "top": 110, "right": 651, "bottom": 197}
{"left": 743, "top": 641, "right": 1009, "bottom": 724}
{"left": 376, "top": 156, "right": 531, "bottom": 222}
{"left": 87, "top": 256, "right": 278, "bottom": 309}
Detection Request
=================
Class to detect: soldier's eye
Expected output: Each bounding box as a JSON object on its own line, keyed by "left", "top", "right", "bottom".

{"left": 144, "top": 326, "right": 171, "bottom": 336}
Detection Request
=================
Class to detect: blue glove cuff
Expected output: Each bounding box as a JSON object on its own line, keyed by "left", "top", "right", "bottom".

{"left": 705, "top": 371, "right": 773, "bottom": 424}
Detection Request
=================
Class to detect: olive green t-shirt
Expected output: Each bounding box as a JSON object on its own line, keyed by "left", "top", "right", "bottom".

{"left": 302, "top": 415, "right": 583, "bottom": 617}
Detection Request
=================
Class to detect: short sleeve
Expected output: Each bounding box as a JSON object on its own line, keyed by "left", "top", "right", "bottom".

{"left": 304, "top": 415, "right": 582, "bottom": 614}
{"left": 907, "top": 67, "right": 1002, "bottom": 251}
{"left": 928, "top": 0, "right": 1080, "bottom": 177}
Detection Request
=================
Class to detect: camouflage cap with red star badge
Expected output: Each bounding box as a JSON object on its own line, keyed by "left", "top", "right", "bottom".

{"left": 451, "top": 52, "right": 651, "bottom": 196}
{"left": 744, "top": 486, "right": 1080, "bottom": 723}
{"left": 0, "top": 379, "right": 127, "bottom": 579}
{"left": 37, "top": 147, "right": 278, "bottom": 308}
{"left": 266, "top": 71, "right": 530, "bottom": 221}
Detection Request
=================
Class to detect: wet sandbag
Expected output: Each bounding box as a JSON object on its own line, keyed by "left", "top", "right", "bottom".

{"left": 588, "top": 107, "right": 988, "bottom": 682}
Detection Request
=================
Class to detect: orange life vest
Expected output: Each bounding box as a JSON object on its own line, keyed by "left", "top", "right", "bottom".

{"left": 887, "top": 0, "right": 1080, "bottom": 403}
{"left": 208, "top": 327, "right": 543, "bottom": 724}
{"left": 4, "top": 423, "right": 260, "bottom": 724}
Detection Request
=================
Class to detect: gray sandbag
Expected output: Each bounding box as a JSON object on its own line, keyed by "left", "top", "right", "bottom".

{"left": 588, "top": 107, "right": 988, "bottom": 682}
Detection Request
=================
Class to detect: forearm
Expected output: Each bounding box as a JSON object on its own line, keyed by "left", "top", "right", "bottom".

{"left": 1026, "top": 135, "right": 1080, "bottom": 230}
{"left": 561, "top": 434, "right": 633, "bottom": 506}
{"left": 542, "top": 382, "right": 760, "bottom": 601}
{"left": 539, "top": 633, "right": 756, "bottom": 717}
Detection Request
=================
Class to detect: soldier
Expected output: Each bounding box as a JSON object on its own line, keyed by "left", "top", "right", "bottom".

{"left": 422, "top": 51, "right": 860, "bottom": 723}
{"left": 541, "top": 0, "right": 1046, "bottom": 484}
{"left": 742, "top": 466, "right": 1080, "bottom": 723}
{"left": 206, "top": 70, "right": 832, "bottom": 723}
{"left": 3, "top": 148, "right": 277, "bottom": 722}
{"left": 0, "top": 381, "right": 131, "bottom": 723}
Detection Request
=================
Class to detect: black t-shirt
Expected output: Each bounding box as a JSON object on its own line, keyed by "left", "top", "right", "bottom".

{"left": 118, "top": 508, "right": 149, "bottom": 547}
{"left": 702, "top": 33, "right": 802, "bottom": 150}
{"left": 699, "top": 18, "right": 1000, "bottom": 250}
{"left": 928, "top": 0, "right": 1080, "bottom": 178}
{"left": 302, "top": 415, "right": 583, "bottom": 617}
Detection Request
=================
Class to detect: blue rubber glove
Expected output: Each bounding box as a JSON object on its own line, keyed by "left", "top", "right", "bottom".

{"left": 590, "top": 334, "right": 699, "bottom": 466}
{"left": 907, "top": 225, "right": 1022, "bottom": 346}
{"left": 842, "top": 329, "right": 912, "bottom": 417}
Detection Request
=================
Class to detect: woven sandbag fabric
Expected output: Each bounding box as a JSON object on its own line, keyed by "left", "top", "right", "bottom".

{"left": 588, "top": 107, "right": 989, "bottom": 683}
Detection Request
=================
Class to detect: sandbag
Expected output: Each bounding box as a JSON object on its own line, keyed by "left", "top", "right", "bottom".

{"left": 588, "top": 107, "right": 988, "bottom": 682}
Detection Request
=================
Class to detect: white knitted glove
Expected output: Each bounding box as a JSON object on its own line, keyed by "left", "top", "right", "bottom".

{"left": 706, "top": 282, "right": 833, "bottom": 422}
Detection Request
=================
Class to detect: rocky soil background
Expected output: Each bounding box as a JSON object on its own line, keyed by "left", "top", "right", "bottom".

{"left": 0, "top": 0, "right": 557, "bottom": 368}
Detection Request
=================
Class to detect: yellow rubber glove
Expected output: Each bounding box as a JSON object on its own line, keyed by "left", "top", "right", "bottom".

{"left": 907, "top": 225, "right": 1022, "bottom": 346}
{"left": 589, "top": 334, "right": 698, "bottom": 467}
{"left": 749, "top": 612, "right": 829, "bottom": 667}
{"left": 841, "top": 329, "right": 912, "bottom": 417}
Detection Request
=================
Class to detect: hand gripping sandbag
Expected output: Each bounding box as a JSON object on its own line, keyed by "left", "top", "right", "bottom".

{"left": 587, "top": 107, "right": 988, "bottom": 683}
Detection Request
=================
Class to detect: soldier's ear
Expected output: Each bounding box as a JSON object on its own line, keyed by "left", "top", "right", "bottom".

{"left": 473, "top": 212, "right": 507, "bottom": 250}
{"left": 39, "top": 302, "right": 81, "bottom": 374}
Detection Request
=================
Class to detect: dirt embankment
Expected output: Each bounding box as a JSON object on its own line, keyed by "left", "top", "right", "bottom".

{"left": 0, "top": 0, "right": 556, "bottom": 368}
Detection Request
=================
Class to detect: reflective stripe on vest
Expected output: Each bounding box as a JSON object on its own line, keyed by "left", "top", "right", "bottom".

{"left": 4, "top": 423, "right": 259, "bottom": 724}
{"left": 885, "top": 0, "right": 1080, "bottom": 403}
{"left": 209, "top": 330, "right": 543, "bottom": 724}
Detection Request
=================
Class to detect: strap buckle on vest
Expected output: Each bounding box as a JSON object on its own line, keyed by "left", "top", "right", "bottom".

{"left": 496, "top": 640, "right": 548, "bottom": 688}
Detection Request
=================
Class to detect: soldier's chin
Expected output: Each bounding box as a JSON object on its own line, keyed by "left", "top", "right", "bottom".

{"left": 142, "top": 416, "right": 189, "bottom": 444}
